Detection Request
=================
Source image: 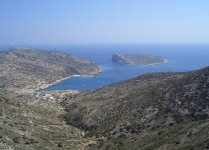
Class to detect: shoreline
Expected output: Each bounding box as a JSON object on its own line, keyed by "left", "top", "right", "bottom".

{"left": 16, "top": 74, "right": 94, "bottom": 94}
{"left": 35, "top": 75, "right": 76, "bottom": 92}
{"left": 34, "top": 60, "right": 168, "bottom": 92}
{"left": 35, "top": 66, "right": 102, "bottom": 92}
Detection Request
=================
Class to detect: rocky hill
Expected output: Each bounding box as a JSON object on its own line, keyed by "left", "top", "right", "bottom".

{"left": 112, "top": 53, "right": 166, "bottom": 65}
{"left": 0, "top": 48, "right": 100, "bottom": 92}
{"left": 62, "top": 66, "right": 209, "bottom": 149}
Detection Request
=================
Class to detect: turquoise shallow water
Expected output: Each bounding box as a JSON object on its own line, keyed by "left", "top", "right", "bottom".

{"left": 1, "top": 44, "right": 208, "bottom": 92}
{"left": 37, "top": 43, "right": 209, "bottom": 92}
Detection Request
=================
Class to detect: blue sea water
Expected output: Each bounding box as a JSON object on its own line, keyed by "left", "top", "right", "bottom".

{"left": 1, "top": 44, "right": 209, "bottom": 91}
{"left": 38, "top": 43, "right": 209, "bottom": 91}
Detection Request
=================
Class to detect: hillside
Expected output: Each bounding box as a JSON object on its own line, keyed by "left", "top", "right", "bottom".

{"left": 0, "top": 48, "right": 100, "bottom": 92}
{"left": 0, "top": 91, "right": 97, "bottom": 150}
{"left": 62, "top": 66, "right": 209, "bottom": 149}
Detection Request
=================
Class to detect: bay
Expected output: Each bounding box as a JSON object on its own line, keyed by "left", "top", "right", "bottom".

{"left": 39, "top": 43, "right": 209, "bottom": 91}
{"left": 1, "top": 43, "right": 209, "bottom": 91}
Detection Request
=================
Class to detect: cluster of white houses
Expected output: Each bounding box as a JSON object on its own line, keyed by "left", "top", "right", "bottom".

{"left": 35, "top": 93, "right": 55, "bottom": 101}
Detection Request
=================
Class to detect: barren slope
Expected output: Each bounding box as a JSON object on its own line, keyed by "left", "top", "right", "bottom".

{"left": 62, "top": 67, "right": 209, "bottom": 149}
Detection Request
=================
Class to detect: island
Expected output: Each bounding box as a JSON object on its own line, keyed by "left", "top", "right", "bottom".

{"left": 112, "top": 53, "right": 167, "bottom": 66}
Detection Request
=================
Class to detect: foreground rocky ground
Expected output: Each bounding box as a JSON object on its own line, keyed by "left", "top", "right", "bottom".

{"left": 0, "top": 91, "right": 97, "bottom": 150}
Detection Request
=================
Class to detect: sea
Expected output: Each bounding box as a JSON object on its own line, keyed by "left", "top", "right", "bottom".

{"left": 1, "top": 43, "right": 209, "bottom": 91}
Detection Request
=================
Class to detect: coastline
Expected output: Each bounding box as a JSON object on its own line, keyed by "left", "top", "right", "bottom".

{"left": 36, "top": 66, "right": 102, "bottom": 92}
{"left": 35, "top": 75, "right": 76, "bottom": 92}
{"left": 33, "top": 59, "right": 168, "bottom": 92}
{"left": 16, "top": 74, "right": 95, "bottom": 94}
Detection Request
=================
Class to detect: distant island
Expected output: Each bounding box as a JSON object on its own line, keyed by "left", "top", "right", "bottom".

{"left": 112, "top": 53, "right": 167, "bottom": 66}
{"left": 0, "top": 48, "right": 100, "bottom": 92}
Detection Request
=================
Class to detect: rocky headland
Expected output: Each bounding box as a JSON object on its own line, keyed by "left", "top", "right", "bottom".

{"left": 0, "top": 48, "right": 100, "bottom": 92}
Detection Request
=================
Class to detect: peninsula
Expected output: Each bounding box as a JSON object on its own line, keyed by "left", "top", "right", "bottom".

{"left": 112, "top": 53, "right": 167, "bottom": 66}
{"left": 0, "top": 48, "right": 100, "bottom": 92}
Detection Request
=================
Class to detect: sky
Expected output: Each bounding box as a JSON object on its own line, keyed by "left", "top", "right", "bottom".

{"left": 0, "top": 0, "right": 209, "bottom": 45}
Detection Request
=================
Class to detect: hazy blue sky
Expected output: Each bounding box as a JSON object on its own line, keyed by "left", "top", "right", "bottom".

{"left": 0, "top": 0, "right": 209, "bottom": 45}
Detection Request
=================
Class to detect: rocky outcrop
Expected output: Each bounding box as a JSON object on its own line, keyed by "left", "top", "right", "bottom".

{"left": 112, "top": 53, "right": 166, "bottom": 65}
{"left": 0, "top": 48, "right": 100, "bottom": 92}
